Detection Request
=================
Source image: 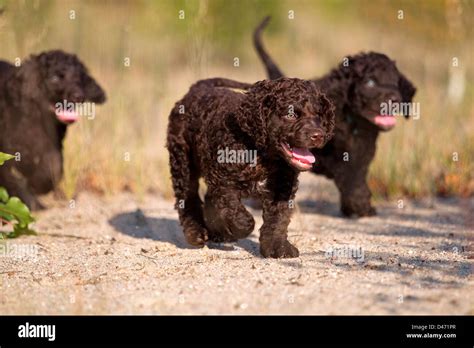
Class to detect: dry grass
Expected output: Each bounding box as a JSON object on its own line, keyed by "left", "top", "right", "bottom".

{"left": 0, "top": 0, "right": 472, "bottom": 202}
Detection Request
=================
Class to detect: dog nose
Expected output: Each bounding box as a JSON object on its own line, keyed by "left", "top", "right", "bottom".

{"left": 387, "top": 93, "right": 401, "bottom": 103}
{"left": 311, "top": 131, "right": 325, "bottom": 146}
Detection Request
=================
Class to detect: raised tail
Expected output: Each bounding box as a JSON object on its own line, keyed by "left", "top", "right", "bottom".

{"left": 253, "top": 16, "right": 284, "bottom": 80}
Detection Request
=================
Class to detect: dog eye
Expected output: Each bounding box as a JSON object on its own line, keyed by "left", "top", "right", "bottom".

{"left": 284, "top": 113, "right": 297, "bottom": 120}
{"left": 365, "top": 79, "right": 376, "bottom": 88}
{"left": 50, "top": 73, "right": 64, "bottom": 83}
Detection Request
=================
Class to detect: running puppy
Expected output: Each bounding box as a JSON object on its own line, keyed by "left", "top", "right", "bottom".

{"left": 254, "top": 17, "right": 416, "bottom": 217}
{"left": 167, "top": 77, "right": 334, "bottom": 258}
{"left": 0, "top": 50, "right": 106, "bottom": 209}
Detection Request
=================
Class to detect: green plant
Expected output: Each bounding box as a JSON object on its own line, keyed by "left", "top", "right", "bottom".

{"left": 0, "top": 152, "right": 35, "bottom": 239}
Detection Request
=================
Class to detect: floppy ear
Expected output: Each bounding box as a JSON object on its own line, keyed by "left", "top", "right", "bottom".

{"left": 327, "top": 76, "right": 351, "bottom": 115}
{"left": 398, "top": 72, "right": 416, "bottom": 103}
{"left": 83, "top": 72, "right": 106, "bottom": 104}
{"left": 237, "top": 88, "right": 272, "bottom": 150}
{"left": 317, "top": 93, "right": 336, "bottom": 142}
{"left": 398, "top": 72, "right": 416, "bottom": 119}
{"left": 334, "top": 55, "right": 363, "bottom": 110}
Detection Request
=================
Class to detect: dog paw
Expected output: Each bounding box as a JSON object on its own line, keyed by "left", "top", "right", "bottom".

{"left": 29, "top": 198, "right": 46, "bottom": 211}
{"left": 366, "top": 207, "right": 377, "bottom": 216}
{"left": 184, "top": 227, "right": 208, "bottom": 247}
{"left": 260, "top": 239, "right": 300, "bottom": 258}
{"left": 207, "top": 232, "right": 238, "bottom": 243}
{"left": 341, "top": 205, "right": 376, "bottom": 218}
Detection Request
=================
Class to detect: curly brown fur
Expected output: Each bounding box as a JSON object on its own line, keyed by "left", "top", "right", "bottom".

{"left": 0, "top": 60, "right": 14, "bottom": 87}
{"left": 167, "top": 77, "right": 334, "bottom": 258}
{"left": 0, "top": 50, "right": 106, "bottom": 210}
{"left": 254, "top": 17, "right": 416, "bottom": 217}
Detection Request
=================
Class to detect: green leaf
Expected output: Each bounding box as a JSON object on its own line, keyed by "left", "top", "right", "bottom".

{"left": 8, "top": 225, "right": 37, "bottom": 238}
{"left": 0, "top": 152, "right": 14, "bottom": 166}
{"left": 0, "top": 210, "right": 15, "bottom": 222}
{"left": 0, "top": 197, "right": 35, "bottom": 227}
{"left": 0, "top": 154, "right": 36, "bottom": 239}
{"left": 0, "top": 187, "right": 9, "bottom": 202}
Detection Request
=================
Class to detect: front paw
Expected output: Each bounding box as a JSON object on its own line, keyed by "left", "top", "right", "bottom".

{"left": 184, "top": 226, "right": 208, "bottom": 247}
{"left": 260, "top": 239, "right": 300, "bottom": 258}
{"left": 208, "top": 230, "right": 238, "bottom": 243}
{"left": 28, "top": 198, "right": 46, "bottom": 211}
{"left": 341, "top": 204, "right": 376, "bottom": 218}
{"left": 365, "top": 206, "right": 377, "bottom": 216}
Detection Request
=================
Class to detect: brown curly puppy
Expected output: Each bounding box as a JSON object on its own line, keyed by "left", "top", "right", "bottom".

{"left": 0, "top": 50, "right": 106, "bottom": 210}
{"left": 167, "top": 77, "right": 335, "bottom": 258}
{"left": 254, "top": 17, "right": 416, "bottom": 217}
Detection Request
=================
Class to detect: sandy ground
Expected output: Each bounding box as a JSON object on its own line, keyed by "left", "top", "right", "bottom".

{"left": 0, "top": 174, "right": 473, "bottom": 314}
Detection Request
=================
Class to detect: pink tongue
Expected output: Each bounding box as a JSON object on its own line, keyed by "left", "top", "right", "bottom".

{"left": 292, "top": 147, "right": 316, "bottom": 164}
{"left": 374, "top": 115, "right": 396, "bottom": 127}
{"left": 56, "top": 110, "right": 79, "bottom": 123}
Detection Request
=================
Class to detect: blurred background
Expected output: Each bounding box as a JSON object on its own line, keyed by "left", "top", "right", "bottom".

{"left": 0, "top": 0, "right": 472, "bottom": 202}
